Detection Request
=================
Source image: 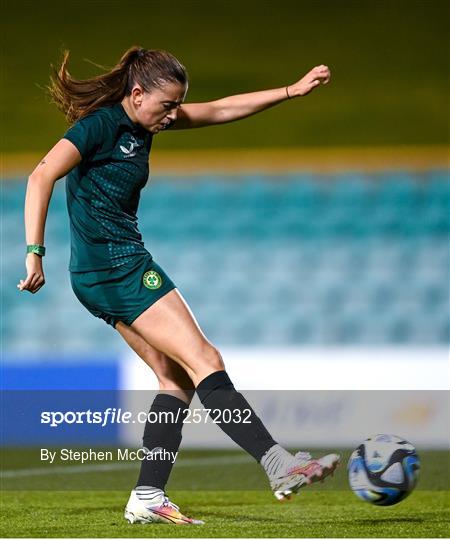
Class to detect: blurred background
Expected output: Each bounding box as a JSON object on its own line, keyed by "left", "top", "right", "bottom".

{"left": 1, "top": 0, "right": 449, "bottom": 451}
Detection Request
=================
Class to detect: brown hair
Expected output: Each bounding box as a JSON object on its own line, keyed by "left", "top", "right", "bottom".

{"left": 47, "top": 46, "right": 188, "bottom": 124}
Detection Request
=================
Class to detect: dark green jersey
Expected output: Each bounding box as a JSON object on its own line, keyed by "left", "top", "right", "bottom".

{"left": 63, "top": 103, "right": 153, "bottom": 272}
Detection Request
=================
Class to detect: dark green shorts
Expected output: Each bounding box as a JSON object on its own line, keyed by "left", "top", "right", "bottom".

{"left": 70, "top": 254, "right": 176, "bottom": 328}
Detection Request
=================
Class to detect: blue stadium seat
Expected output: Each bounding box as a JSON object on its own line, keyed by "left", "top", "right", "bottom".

{"left": 2, "top": 170, "right": 448, "bottom": 350}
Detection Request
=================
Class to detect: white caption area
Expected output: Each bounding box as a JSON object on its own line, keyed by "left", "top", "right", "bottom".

{"left": 120, "top": 347, "right": 449, "bottom": 391}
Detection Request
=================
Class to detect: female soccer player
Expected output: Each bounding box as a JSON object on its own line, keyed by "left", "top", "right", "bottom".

{"left": 18, "top": 46, "right": 339, "bottom": 525}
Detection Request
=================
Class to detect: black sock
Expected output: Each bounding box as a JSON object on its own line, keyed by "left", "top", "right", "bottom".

{"left": 196, "top": 370, "right": 276, "bottom": 462}
{"left": 135, "top": 393, "right": 188, "bottom": 490}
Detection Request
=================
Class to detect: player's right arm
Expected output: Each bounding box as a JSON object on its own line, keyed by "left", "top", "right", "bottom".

{"left": 17, "top": 139, "right": 82, "bottom": 294}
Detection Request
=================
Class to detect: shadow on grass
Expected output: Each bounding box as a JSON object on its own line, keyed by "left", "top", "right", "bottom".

{"left": 197, "top": 510, "right": 281, "bottom": 523}
{"left": 341, "top": 517, "right": 427, "bottom": 525}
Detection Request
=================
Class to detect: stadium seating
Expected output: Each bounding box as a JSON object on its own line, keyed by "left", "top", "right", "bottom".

{"left": 2, "top": 171, "right": 448, "bottom": 353}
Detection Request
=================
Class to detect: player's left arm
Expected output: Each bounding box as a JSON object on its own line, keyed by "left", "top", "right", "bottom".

{"left": 170, "top": 65, "right": 330, "bottom": 130}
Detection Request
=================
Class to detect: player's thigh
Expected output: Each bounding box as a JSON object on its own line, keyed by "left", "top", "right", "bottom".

{"left": 130, "top": 288, "right": 225, "bottom": 383}
{"left": 116, "top": 320, "right": 195, "bottom": 398}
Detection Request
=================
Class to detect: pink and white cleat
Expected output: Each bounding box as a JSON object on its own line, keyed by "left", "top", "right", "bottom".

{"left": 124, "top": 488, "right": 204, "bottom": 525}
{"left": 272, "top": 452, "right": 341, "bottom": 501}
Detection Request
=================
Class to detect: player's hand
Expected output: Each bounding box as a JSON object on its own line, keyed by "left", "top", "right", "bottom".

{"left": 288, "top": 65, "right": 331, "bottom": 98}
{"left": 17, "top": 253, "right": 46, "bottom": 294}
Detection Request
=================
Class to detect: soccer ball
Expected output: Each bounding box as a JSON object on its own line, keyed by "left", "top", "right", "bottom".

{"left": 348, "top": 434, "right": 420, "bottom": 506}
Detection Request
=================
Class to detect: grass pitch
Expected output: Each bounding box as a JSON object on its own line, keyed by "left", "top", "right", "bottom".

{"left": 1, "top": 450, "right": 449, "bottom": 538}
{"left": 1, "top": 490, "right": 449, "bottom": 538}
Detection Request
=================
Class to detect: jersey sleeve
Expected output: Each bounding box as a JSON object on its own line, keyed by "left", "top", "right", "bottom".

{"left": 62, "top": 112, "right": 107, "bottom": 160}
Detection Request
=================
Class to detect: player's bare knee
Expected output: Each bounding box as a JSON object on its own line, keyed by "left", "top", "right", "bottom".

{"left": 199, "top": 343, "right": 225, "bottom": 373}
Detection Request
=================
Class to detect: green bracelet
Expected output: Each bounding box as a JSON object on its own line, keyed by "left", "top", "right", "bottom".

{"left": 27, "top": 244, "right": 46, "bottom": 257}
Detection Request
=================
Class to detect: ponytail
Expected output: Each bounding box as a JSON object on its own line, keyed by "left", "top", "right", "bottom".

{"left": 47, "top": 46, "right": 188, "bottom": 124}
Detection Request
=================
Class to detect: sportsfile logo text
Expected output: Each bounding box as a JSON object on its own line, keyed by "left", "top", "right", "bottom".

{"left": 40, "top": 407, "right": 252, "bottom": 427}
